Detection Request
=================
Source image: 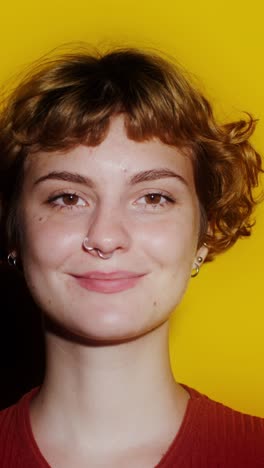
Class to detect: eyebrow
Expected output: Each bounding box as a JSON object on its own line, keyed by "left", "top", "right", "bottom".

{"left": 129, "top": 169, "right": 188, "bottom": 186}
{"left": 34, "top": 168, "right": 188, "bottom": 188}
{"left": 34, "top": 171, "right": 96, "bottom": 188}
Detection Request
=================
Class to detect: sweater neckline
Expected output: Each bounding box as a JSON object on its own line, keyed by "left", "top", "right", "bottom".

{"left": 20, "top": 384, "right": 203, "bottom": 467}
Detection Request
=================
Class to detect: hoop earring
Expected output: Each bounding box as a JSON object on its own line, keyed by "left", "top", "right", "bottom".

{"left": 7, "top": 252, "right": 17, "bottom": 267}
{"left": 191, "top": 263, "right": 200, "bottom": 278}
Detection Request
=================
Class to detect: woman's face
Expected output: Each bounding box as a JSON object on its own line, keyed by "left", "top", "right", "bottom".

{"left": 18, "top": 116, "right": 206, "bottom": 343}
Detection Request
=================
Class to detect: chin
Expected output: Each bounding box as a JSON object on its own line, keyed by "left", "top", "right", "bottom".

{"left": 44, "top": 305, "right": 166, "bottom": 346}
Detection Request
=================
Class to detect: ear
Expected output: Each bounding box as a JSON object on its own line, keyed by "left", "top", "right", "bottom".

{"left": 194, "top": 243, "right": 209, "bottom": 265}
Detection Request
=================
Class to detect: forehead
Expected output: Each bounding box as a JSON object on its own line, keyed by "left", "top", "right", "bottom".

{"left": 24, "top": 116, "right": 195, "bottom": 185}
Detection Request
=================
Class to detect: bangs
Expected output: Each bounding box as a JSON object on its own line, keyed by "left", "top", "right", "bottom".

{"left": 10, "top": 50, "right": 204, "bottom": 153}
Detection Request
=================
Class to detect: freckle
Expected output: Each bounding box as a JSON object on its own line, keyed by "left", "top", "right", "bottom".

{"left": 153, "top": 301, "right": 157, "bottom": 307}
{"left": 38, "top": 217, "right": 43, "bottom": 222}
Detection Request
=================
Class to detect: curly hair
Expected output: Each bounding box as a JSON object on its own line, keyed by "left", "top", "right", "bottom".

{"left": 0, "top": 47, "right": 262, "bottom": 261}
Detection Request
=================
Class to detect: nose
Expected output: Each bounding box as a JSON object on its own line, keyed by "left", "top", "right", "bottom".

{"left": 83, "top": 203, "right": 131, "bottom": 257}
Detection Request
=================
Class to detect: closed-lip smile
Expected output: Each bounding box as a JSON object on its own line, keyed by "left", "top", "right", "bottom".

{"left": 72, "top": 271, "right": 146, "bottom": 294}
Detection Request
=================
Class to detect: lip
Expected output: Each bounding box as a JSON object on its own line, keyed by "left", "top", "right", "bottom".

{"left": 72, "top": 271, "right": 146, "bottom": 294}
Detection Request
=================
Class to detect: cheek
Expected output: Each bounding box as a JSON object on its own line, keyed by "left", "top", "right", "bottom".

{"left": 137, "top": 214, "right": 199, "bottom": 269}
{"left": 20, "top": 213, "right": 83, "bottom": 269}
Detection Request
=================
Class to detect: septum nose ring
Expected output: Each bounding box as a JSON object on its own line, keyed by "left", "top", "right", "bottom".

{"left": 82, "top": 237, "right": 113, "bottom": 260}
{"left": 96, "top": 250, "right": 113, "bottom": 260}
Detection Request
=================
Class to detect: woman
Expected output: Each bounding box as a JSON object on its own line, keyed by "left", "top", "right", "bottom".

{"left": 0, "top": 48, "right": 263, "bottom": 467}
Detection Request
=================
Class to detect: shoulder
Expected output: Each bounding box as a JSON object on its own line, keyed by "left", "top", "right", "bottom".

{"left": 186, "top": 386, "right": 264, "bottom": 466}
{"left": 0, "top": 398, "right": 24, "bottom": 466}
{"left": 157, "top": 386, "right": 264, "bottom": 467}
{"left": 0, "top": 388, "right": 44, "bottom": 467}
{"left": 191, "top": 387, "right": 264, "bottom": 433}
{"left": 0, "top": 398, "right": 22, "bottom": 437}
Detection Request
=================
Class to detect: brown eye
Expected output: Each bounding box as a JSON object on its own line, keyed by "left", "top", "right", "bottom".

{"left": 48, "top": 192, "right": 86, "bottom": 208}
{"left": 145, "top": 194, "right": 162, "bottom": 204}
{"left": 135, "top": 192, "right": 174, "bottom": 209}
{"left": 62, "top": 194, "right": 80, "bottom": 205}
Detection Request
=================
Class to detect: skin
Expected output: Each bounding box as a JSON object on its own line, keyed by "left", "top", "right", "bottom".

{"left": 17, "top": 115, "right": 208, "bottom": 467}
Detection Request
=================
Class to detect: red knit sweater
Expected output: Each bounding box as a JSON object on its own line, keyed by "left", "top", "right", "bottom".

{"left": 0, "top": 386, "right": 264, "bottom": 467}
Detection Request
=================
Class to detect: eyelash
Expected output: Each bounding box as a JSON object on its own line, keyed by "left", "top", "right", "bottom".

{"left": 47, "top": 192, "right": 86, "bottom": 209}
{"left": 46, "top": 191, "right": 176, "bottom": 210}
{"left": 135, "top": 192, "right": 175, "bottom": 209}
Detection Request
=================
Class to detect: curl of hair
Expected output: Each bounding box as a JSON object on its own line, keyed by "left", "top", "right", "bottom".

{"left": 0, "top": 48, "right": 262, "bottom": 261}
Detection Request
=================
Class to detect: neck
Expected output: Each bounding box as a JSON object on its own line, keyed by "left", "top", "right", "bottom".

{"left": 31, "top": 322, "right": 188, "bottom": 449}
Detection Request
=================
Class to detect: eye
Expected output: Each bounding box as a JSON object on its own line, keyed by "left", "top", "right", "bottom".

{"left": 48, "top": 193, "right": 86, "bottom": 207}
{"left": 144, "top": 194, "right": 165, "bottom": 205}
{"left": 136, "top": 192, "right": 175, "bottom": 208}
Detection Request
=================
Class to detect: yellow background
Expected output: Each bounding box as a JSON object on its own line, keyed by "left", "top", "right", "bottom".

{"left": 1, "top": 0, "right": 263, "bottom": 415}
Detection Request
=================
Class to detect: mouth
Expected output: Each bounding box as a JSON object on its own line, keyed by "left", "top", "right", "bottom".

{"left": 71, "top": 271, "right": 146, "bottom": 294}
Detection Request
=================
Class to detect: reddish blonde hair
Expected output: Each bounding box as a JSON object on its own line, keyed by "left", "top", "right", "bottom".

{"left": 0, "top": 48, "right": 262, "bottom": 261}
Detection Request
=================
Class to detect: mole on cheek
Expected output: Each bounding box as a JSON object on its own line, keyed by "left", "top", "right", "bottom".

{"left": 35, "top": 215, "right": 48, "bottom": 223}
